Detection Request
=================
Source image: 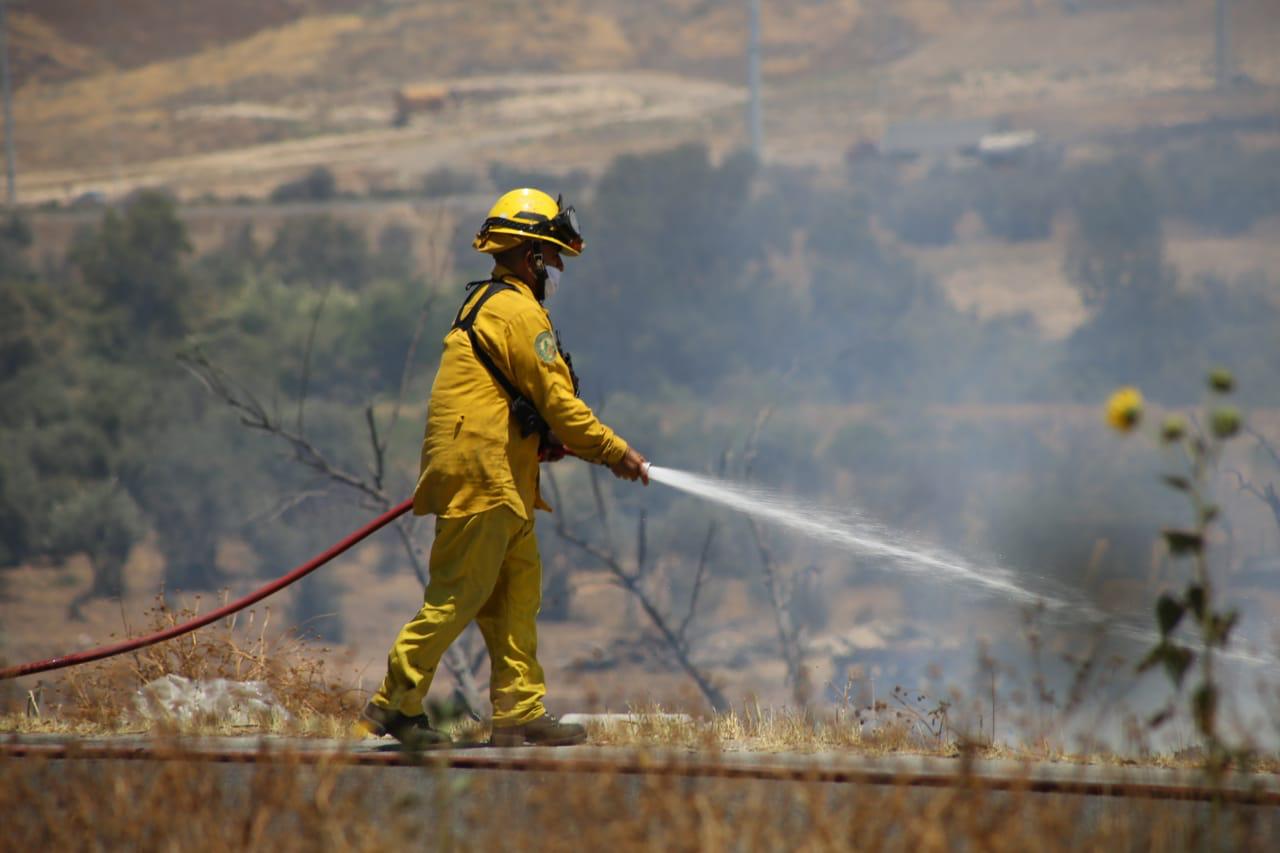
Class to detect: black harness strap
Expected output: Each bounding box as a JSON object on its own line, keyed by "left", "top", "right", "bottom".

{"left": 453, "top": 280, "right": 551, "bottom": 442}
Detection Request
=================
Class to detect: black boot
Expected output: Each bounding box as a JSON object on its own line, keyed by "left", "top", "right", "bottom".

{"left": 361, "top": 702, "right": 452, "bottom": 750}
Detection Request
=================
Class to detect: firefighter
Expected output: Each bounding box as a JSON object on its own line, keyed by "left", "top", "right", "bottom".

{"left": 362, "top": 188, "right": 648, "bottom": 748}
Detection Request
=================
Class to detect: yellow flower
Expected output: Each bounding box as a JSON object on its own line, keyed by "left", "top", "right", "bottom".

{"left": 1105, "top": 387, "right": 1144, "bottom": 433}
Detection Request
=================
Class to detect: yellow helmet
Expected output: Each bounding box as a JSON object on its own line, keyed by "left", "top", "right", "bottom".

{"left": 472, "top": 188, "right": 584, "bottom": 257}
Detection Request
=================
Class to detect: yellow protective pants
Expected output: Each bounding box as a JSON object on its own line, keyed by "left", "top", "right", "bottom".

{"left": 370, "top": 505, "right": 547, "bottom": 726}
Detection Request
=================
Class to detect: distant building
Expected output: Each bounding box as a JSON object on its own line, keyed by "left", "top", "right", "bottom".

{"left": 976, "top": 130, "right": 1040, "bottom": 165}
{"left": 392, "top": 85, "right": 454, "bottom": 127}
{"left": 880, "top": 118, "right": 996, "bottom": 161}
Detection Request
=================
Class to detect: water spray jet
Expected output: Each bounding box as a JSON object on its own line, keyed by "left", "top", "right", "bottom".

{"left": 639, "top": 463, "right": 1276, "bottom": 671}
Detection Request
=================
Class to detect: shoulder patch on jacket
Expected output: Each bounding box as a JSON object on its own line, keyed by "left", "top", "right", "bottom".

{"left": 534, "top": 330, "right": 557, "bottom": 363}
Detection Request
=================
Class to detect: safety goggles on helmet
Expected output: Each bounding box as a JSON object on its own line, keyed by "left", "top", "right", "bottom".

{"left": 554, "top": 202, "right": 583, "bottom": 253}
{"left": 480, "top": 194, "right": 583, "bottom": 255}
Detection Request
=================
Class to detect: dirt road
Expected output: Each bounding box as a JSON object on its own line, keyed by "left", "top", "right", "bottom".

{"left": 18, "top": 71, "right": 744, "bottom": 205}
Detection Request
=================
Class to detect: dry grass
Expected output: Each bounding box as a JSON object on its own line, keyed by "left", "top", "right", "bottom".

{"left": 579, "top": 707, "right": 945, "bottom": 758}
{"left": 2, "top": 746, "right": 1275, "bottom": 851}
{"left": 10, "top": 595, "right": 365, "bottom": 737}
{"left": 5, "top": 597, "right": 1277, "bottom": 776}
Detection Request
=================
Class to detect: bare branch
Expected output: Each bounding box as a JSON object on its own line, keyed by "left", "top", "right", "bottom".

{"left": 1246, "top": 425, "right": 1280, "bottom": 469}
{"left": 386, "top": 288, "right": 438, "bottom": 444}
{"left": 545, "top": 467, "right": 729, "bottom": 712}
{"left": 743, "top": 407, "right": 809, "bottom": 706}
{"left": 588, "top": 460, "right": 614, "bottom": 549}
{"left": 636, "top": 509, "right": 647, "bottom": 579}
{"left": 1227, "top": 467, "right": 1280, "bottom": 532}
{"left": 678, "top": 520, "right": 717, "bottom": 645}
{"left": 389, "top": 516, "right": 429, "bottom": 589}
{"left": 178, "top": 345, "right": 487, "bottom": 715}
{"left": 244, "top": 489, "right": 331, "bottom": 527}
{"left": 179, "top": 349, "right": 388, "bottom": 508}
{"left": 296, "top": 282, "right": 333, "bottom": 433}
{"left": 555, "top": 516, "right": 729, "bottom": 712}
{"left": 365, "top": 405, "right": 385, "bottom": 490}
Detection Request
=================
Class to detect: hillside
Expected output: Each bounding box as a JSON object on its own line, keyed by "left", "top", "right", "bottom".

{"left": 13, "top": 1, "right": 360, "bottom": 84}
{"left": 6, "top": 0, "right": 1277, "bottom": 203}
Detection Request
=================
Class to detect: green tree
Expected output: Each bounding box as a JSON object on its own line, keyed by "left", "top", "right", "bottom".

{"left": 557, "top": 143, "right": 770, "bottom": 392}
{"left": 1063, "top": 159, "right": 1169, "bottom": 311}
{"left": 270, "top": 166, "right": 338, "bottom": 204}
{"left": 882, "top": 168, "right": 969, "bottom": 247}
{"left": 373, "top": 223, "right": 417, "bottom": 282}
{"left": 266, "top": 215, "right": 371, "bottom": 290}
{"left": 0, "top": 214, "right": 34, "bottom": 281}
{"left": 975, "top": 164, "right": 1059, "bottom": 242}
{"left": 70, "top": 190, "right": 193, "bottom": 345}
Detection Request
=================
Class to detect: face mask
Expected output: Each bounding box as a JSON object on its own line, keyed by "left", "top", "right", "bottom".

{"left": 543, "top": 265, "right": 562, "bottom": 300}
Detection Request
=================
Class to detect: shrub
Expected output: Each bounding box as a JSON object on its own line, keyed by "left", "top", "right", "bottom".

{"left": 420, "top": 167, "right": 478, "bottom": 198}
{"left": 1158, "top": 138, "right": 1280, "bottom": 236}
{"left": 974, "top": 164, "right": 1059, "bottom": 242}
{"left": 265, "top": 215, "right": 371, "bottom": 290}
{"left": 882, "top": 171, "right": 969, "bottom": 246}
{"left": 269, "top": 167, "right": 338, "bottom": 204}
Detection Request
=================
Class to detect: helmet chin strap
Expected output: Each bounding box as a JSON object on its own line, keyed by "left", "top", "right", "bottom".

{"left": 529, "top": 243, "right": 549, "bottom": 301}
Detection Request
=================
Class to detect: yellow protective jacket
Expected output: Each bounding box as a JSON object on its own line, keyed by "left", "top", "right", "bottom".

{"left": 413, "top": 267, "right": 629, "bottom": 520}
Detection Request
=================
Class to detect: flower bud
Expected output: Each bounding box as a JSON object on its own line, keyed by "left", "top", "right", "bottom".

{"left": 1207, "top": 368, "right": 1235, "bottom": 394}
{"left": 1209, "top": 406, "right": 1241, "bottom": 439}
{"left": 1160, "top": 415, "right": 1187, "bottom": 443}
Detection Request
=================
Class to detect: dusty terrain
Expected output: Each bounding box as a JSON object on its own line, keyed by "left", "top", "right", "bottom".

{"left": 7, "top": 1, "right": 1280, "bottom": 200}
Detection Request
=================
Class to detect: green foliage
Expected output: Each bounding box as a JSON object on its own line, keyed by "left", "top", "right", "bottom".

{"left": 265, "top": 215, "right": 371, "bottom": 290}
{"left": 420, "top": 166, "right": 478, "bottom": 198}
{"left": 69, "top": 190, "right": 192, "bottom": 343}
{"left": 192, "top": 223, "right": 260, "bottom": 292}
{"left": 882, "top": 169, "right": 969, "bottom": 246}
{"left": 1125, "top": 369, "right": 1248, "bottom": 774}
{"left": 0, "top": 234, "right": 158, "bottom": 594}
{"left": 0, "top": 189, "right": 421, "bottom": 607}
{"left": 1064, "top": 159, "right": 1167, "bottom": 311}
{"left": 0, "top": 214, "right": 34, "bottom": 281}
{"left": 0, "top": 277, "right": 58, "bottom": 390}
{"left": 330, "top": 276, "right": 439, "bottom": 391}
{"left": 1157, "top": 138, "right": 1280, "bottom": 236}
{"left": 373, "top": 224, "right": 417, "bottom": 281}
{"left": 559, "top": 143, "right": 775, "bottom": 393}
{"left": 973, "top": 163, "right": 1059, "bottom": 242}
{"left": 46, "top": 482, "right": 145, "bottom": 600}
{"left": 1064, "top": 268, "right": 1280, "bottom": 405}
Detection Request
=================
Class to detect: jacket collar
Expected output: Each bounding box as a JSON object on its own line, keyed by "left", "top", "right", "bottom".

{"left": 491, "top": 264, "right": 540, "bottom": 304}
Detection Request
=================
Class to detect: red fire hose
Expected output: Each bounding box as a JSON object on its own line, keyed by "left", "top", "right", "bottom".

{"left": 0, "top": 498, "right": 414, "bottom": 681}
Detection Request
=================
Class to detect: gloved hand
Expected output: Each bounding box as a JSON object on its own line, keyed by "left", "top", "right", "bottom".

{"left": 539, "top": 433, "right": 567, "bottom": 463}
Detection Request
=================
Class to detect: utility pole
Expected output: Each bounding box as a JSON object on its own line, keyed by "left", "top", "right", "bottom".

{"left": 1214, "top": 0, "right": 1232, "bottom": 91}
{"left": 0, "top": 0, "right": 17, "bottom": 206}
{"left": 747, "top": 0, "right": 763, "bottom": 161}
